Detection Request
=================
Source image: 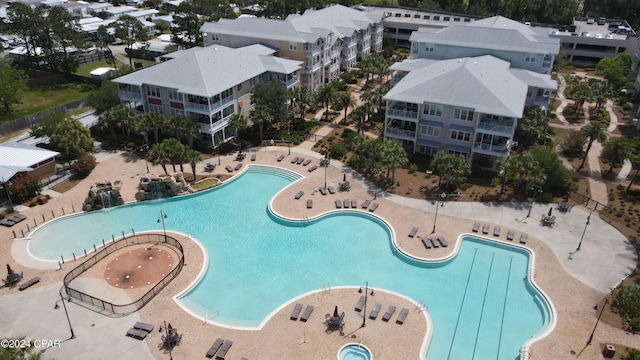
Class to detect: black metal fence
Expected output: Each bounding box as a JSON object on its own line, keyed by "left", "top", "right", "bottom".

{"left": 0, "top": 97, "right": 88, "bottom": 136}
{"left": 568, "top": 191, "right": 640, "bottom": 237}
{"left": 62, "top": 232, "right": 184, "bottom": 316}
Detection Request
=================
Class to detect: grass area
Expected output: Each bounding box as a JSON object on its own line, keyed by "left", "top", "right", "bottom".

{"left": 191, "top": 178, "right": 221, "bottom": 191}
{"left": 0, "top": 83, "right": 95, "bottom": 124}
{"left": 75, "top": 60, "right": 120, "bottom": 78}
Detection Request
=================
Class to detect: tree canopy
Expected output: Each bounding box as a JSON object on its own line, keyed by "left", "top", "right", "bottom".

{"left": 0, "top": 58, "right": 28, "bottom": 113}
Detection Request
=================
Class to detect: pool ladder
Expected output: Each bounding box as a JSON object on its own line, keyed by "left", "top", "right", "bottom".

{"left": 203, "top": 311, "right": 219, "bottom": 324}
{"left": 303, "top": 215, "right": 308, "bottom": 226}
{"left": 321, "top": 283, "right": 331, "bottom": 293}
{"left": 526, "top": 269, "right": 537, "bottom": 278}
{"left": 417, "top": 302, "right": 427, "bottom": 312}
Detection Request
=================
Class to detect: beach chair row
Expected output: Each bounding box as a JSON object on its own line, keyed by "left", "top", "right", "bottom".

{"left": 289, "top": 303, "right": 314, "bottom": 322}
{"left": 290, "top": 156, "right": 312, "bottom": 167}
{"left": 355, "top": 296, "right": 409, "bottom": 324}
{"left": 205, "top": 338, "right": 233, "bottom": 359}
{"left": 225, "top": 163, "right": 243, "bottom": 172}
{"left": 334, "top": 199, "right": 378, "bottom": 212}
{"left": 420, "top": 235, "right": 448, "bottom": 249}
{"left": 472, "top": 222, "right": 528, "bottom": 244}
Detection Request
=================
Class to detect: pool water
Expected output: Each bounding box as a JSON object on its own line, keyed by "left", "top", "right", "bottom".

{"left": 29, "top": 165, "right": 552, "bottom": 360}
{"left": 338, "top": 344, "right": 372, "bottom": 360}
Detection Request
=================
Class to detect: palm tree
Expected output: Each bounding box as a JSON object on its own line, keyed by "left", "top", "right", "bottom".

{"left": 350, "top": 105, "right": 366, "bottom": 134}
{"left": 338, "top": 92, "right": 356, "bottom": 123}
{"left": 97, "top": 107, "right": 121, "bottom": 141}
{"left": 250, "top": 104, "right": 273, "bottom": 141}
{"left": 590, "top": 79, "right": 615, "bottom": 111}
{"left": 511, "top": 151, "right": 539, "bottom": 193}
{"left": 496, "top": 156, "right": 514, "bottom": 194}
{"left": 316, "top": 82, "right": 336, "bottom": 121}
{"left": 168, "top": 116, "right": 199, "bottom": 148}
{"left": 519, "top": 107, "right": 548, "bottom": 147}
{"left": 227, "top": 113, "right": 248, "bottom": 145}
{"left": 579, "top": 121, "right": 608, "bottom": 170}
{"left": 350, "top": 135, "right": 370, "bottom": 168}
{"left": 626, "top": 150, "right": 640, "bottom": 191}
{"left": 573, "top": 82, "right": 593, "bottom": 111}
{"left": 144, "top": 111, "right": 166, "bottom": 143}
{"left": 148, "top": 142, "right": 170, "bottom": 174}
{"left": 381, "top": 139, "right": 408, "bottom": 183}
{"left": 296, "top": 86, "right": 314, "bottom": 119}
{"left": 185, "top": 148, "right": 202, "bottom": 181}
{"left": 601, "top": 137, "right": 632, "bottom": 173}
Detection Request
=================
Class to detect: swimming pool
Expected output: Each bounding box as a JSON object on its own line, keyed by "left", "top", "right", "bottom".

{"left": 28, "top": 165, "right": 553, "bottom": 359}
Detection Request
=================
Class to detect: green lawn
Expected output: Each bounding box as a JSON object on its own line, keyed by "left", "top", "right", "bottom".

{"left": 75, "top": 60, "right": 120, "bottom": 78}
{"left": 0, "top": 83, "right": 95, "bottom": 124}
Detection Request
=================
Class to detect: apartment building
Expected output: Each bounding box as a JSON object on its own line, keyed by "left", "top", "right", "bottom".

{"left": 384, "top": 55, "right": 556, "bottom": 169}
{"left": 200, "top": 4, "right": 383, "bottom": 91}
{"left": 113, "top": 45, "right": 302, "bottom": 145}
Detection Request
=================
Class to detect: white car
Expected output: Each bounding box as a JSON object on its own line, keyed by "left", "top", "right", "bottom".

{"left": 606, "top": 33, "right": 613, "bottom": 39}
{"left": 594, "top": 33, "right": 603, "bottom": 38}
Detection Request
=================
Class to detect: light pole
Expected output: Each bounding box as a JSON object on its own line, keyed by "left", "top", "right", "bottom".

{"left": 140, "top": 144, "right": 149, "bottom": 173}
{"left": 587, "top": 297, "right": 608, "bottom": 345}
{"left": 576, "top": 211, "right": 592, "bottom": 251}
{"left": 288, "top": 142, "right": 291, "bottom": 155}
{"left": 321, "top": 157, "right": 330, "bottom": 189}
{"left": 157, "top": 210, "right": 168, "bottom": 242}
{"left": 359, "top": 281, "right": 374, "bottom": 328}
{"left": 161, "top": 320, "right": 173, "bottom": 360}
{"left": 54, "top": 288, "right": 75, "bottom": 340}
{"left": 431, "top": 192, "right": 446, "bottom": 234}
{"left": 526, "top": 184, "right": 543, "bottom": 218}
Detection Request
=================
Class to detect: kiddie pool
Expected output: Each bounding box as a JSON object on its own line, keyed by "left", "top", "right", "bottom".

{"left": 338, "top": 343, "right": 373, "bottom": 360}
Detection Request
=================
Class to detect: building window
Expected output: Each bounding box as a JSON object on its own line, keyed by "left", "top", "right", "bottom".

{"left": 450, "top": 130, "right": 471, "bottom": 142}
{"left": 237, "top": 83, "right": 243, "bottom": 91}
{"left": 148, "top": 104, "right": 162, "bottom": 113}
{"left": 527, "top": 88, "right": 532, "bottom": 97}
{"left": 211, "top": 33, "right": 219, "bottom": 42}
{"left": 289, "top": 42, "right": 298, "bottom": 51}
{"left": 422, "top": 43, "right": 434, "bottom": 52}
{"left": 453, "top": 108, "right": 475, "bottom": 121}
{"left": 448, "top": 150, "right": 467, "bottom": 157}
{"left": 423, "top": 103, "right": 442, "bottom": 116}
{"left": 420, "top": 125, "right": 440, "bottom": 137}
{"left": 250, "top": 77, "right": 256, "bottom": 87}
{"left": 418, "top": 145, "right": 438, "bottom": 155}
{"left": 168, "top": 89, "right": 182, "bottom": 101}
{"left": 525, "top": 53, "right": 536, "bottom": 62}
{"left": 146, "top": 86, "right": 161, "bottom": 98}
{"left": 170, "top": 108, "right": 184, "bottom": 117}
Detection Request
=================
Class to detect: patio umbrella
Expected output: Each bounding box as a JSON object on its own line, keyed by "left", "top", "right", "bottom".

{"left": 343, "top": 174, "right": 346, "bottom": 182}
{"left": 548, "top": 207, "right": 553, "bottom": 216}
{"left": 6, "top": 264, "right": 13, "bottom": 275}
{"left": 333, "top": 305, "right": 338, "bottom": 318}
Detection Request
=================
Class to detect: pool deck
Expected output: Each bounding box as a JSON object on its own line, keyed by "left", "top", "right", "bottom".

{"left": 0, "top": 146, "right": 638, "bottom": 359}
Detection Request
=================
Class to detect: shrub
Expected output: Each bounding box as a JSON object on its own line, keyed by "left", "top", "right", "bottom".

{"left": 71, "top": 152, "right": 97, "bottom": 178}
{"left": 329, "top": 142, "right": 346, "bottom": 159}
{"left": 613, "top": 285, "right": 640, "bottom": 333}
{"left": 8, "top": 175, "right": 42, "bottom": 204}
{"left": 408, "top": 163, "right": 418, "bottom": 174}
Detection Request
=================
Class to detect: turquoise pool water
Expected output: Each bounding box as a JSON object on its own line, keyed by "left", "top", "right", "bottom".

{"left": 29, "top": 165, "right": 552, "bottom": 359}
{"left": 339, "top": 344, "right": 372, "bottom": 360}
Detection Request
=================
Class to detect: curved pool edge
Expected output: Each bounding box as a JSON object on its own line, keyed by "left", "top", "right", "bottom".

{"left": 338, "top": 343, "right": 374, "bottom": 360}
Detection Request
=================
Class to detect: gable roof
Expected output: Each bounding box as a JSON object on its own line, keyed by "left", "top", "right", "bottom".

{"left": 0, "top": 142, "right": 59, "bottom": 180}
{"left": 113, "top": 45, "right": 302, "bottom": 97}
{"left": 410, "top": 15, "right": 559, "bottom": 55}
{"left": 384, "top": 55, "right": 554, "bottom": 118}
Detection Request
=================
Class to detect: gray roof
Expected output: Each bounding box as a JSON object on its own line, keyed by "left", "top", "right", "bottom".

{"left": 200, "top": 17, "right": 313, "bottom": 43}
{"left": 384, "top": 55, "right": 550, "bottom": 118}
{"left": 410, "top": 15, "right": 560, "bottom": 55}
{"left": 288, "top": 5, "right": 382, "bottom": 39}
{"left": 0, "top": 142, "right": 59, "bottom": 180}
{"left": 509, "top": 69, "right": 557, "bottom": 90}
{"left": 389, "top": 58, "right": 439, "bottom": 72}
{"left": 113, "top": 45, "right": 301, "bottom": 97}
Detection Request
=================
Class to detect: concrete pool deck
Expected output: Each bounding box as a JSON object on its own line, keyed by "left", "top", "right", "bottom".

{"left": 0, "top": 146, "right": 638, "bottom": 359}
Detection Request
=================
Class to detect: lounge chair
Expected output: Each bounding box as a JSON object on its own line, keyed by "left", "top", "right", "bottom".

{"left": 343, "top": 199, "right": 349, "bottom": 208}
{"left": 437, "top": 235, "right": 448, "bottom": 247}
{"left": 335, "top": 200, "right": 342, "bottom": 209}
{"left": 362, "top": 200, "right": 370, "bottom": 209}
{"left": 296, "top": 157, "right": 305, "bottom": 164}
{"left": 303, "top": 159, "right": 311, "bottom": 166}
{"left": 396, "top": 308, "right": 409, "bottom": 325}
{"left": 11, "top": 213, "right": 26, "bottom": 221}
{"left": 0, "top": 219, "right": 15, "bottom": 227}
{"left": 493, "top": 226, "right": 501, "bottom": 237}
{"left": 482, "top": 224, "right": 489, "bottom": 234}
{"left": 506, "top": 230, "right": 515, "bottom": 241}
{"left": 369, "top": 303, "right": 382, "bottom": 320}
{"left": 205, "top": 163, "right": 215, "bottom": 172}
{"left": 300, "top": 305, "right": 314, "bottom": 322}
{"left": 354, "top": 296, "right": 366, "bottom": 312}
{"left": 519, "top": 233, "right": 528, "bottom": 244}
{"left": 133, "top": 321, "right": 154, "bottom": 332}
{"left": 327, "top": 186, "right": 336, "bottom": 194}
{"left": 251, "top": 154, "right": 256, "bottom": 161}
{"left": 421, "top": 237, "right": 432, "bottom": 249}
{"left": 126, "top": 328, "right": 148, "bottom": 340}
{"left": 369, "top": 203, "right": 379, "bottom": 212}
{"left": 277, "top": 155, "right": 285, "bottom": 162}
{"left": 408, "top": 227, "right": 418, "bottom": 238}
{"left": 339, "top": 182, "right": 351, "bottom": 192}
{"left": 291, "top": 157, "right": 299, "bottom": 164}
{"left": 472, "top": 222, "right": 480, "bottom": 232}
{"left": 225, "top": 165, "right": 234, "bottom": 172}
{"left": 18, "top": 277, "right": 40, "bottom": 291}
{"left": 319, "top": 187, "right": 327, "bottom": 195}
{"left": 382, "top": 305, "right": 396, "bottom": 322}
{"left": 308, "top": 165, "right": 318, "bottom": 172}
{"left": 351, "top": 199, "right": 357, "bottom": 208}
{"left": 206, "top": 338, "right": 224, "bottom": 358}
{"left": 215, "top": 340, "right": 233, "bottom": 360}
{"left": 290, "top": 303, "right": 303, "bottom": 320}
{"left": 307, "top": 199, "right": 313, "bottom": 209}
{"left": 236, "top": 153, "right": 245, "bottom": 161}
{"left": 234, "top": 163, "right": 242, "bottom": 171}
{"left": 295, "top": 191, "right": 304, "bottom": 199}
{"left": 430, "top": 237, "right": 439, "bottom": 248}
{"left": 558, "top": 202, "right": 571, "bottom": 212}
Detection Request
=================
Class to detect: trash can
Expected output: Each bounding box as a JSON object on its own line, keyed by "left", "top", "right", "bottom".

{"left": 134, "top": 61, "right": 143, "bottom": 69}
{"left": 602, "top": 344, "right": 615, "bottom": 358}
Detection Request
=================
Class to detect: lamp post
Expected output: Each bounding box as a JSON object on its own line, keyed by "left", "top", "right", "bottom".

{"left": 359, "top": 281, "right": 374, "bottom": 328}
{"left": 288, "top": 142, "right": 291, "bottom": 155}
{"left": 1, "top": 177, "right": 13, "bottom": 210}
{"left": 587, "top": 297, "right": 608, "bottom": 345}
{"left": 576, "top": 211, "right": 592, "bottom": 251}
{"left": 140, "top": 144, "right": 150, "bottom": 173}
{"left": 526, "top": 184, "right": 543, "bottom": 218}
{"left": 431, "top": 192, "right": 446, "bottom": 234}
{"left": 54, "top": 288, "right": 75, "bottom": 340}
{"left": 321, "top": 157, "right": 330, "bottom": 189}
{"left": 161, "top": 320, "right": 173, "bottom": 360}
{"left": 157, "top": 210, "right": 168, "bottom": 242}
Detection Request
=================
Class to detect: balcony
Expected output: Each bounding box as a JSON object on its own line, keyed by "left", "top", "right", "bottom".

{"left": 305, "top": 46, "right": 322, "bottom": 57}
{"left": 119, "top": 90, "right": 143, "bottom": 102}
{"left": 386, "top": 107, "right": 418, "bottom": 120}
{"left": 184, "top": 96, "right": 233, "bottom": 114}
{"left": 385, "top": 126, "right": 416, "bottom": 139}
{"left": 473, "top": 141, "right": 511, "bottom": 155}
{"left": 282, "top": 75, "right": 300, "bottom": 89}
{"left": 200, "top": 115, "right": 231, "bottom": 135}
{"left": 476, "top": 119, "right": 515, "bottom": 135}
{"left": 306, "top": 62, "right": 321, "bottom": 72}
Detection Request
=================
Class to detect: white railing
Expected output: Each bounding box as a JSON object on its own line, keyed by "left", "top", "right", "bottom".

{"left": 119, "top": 90, "right": 143, "bottom": 102}
{"left": 385, "top": 127, "right": 416, "bottom": 139}
{"left": 476, "top": 121, "right": 514, "bottom": 134}
{"left": 473, "top": 142, "right": 510, "bottom": 153}
{"left": 386, "top": 108, "right": 418, "bottom": 119}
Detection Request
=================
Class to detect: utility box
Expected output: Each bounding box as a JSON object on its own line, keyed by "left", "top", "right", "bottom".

{"left": 602, "top": 344, "right": 615, "bottom": 358}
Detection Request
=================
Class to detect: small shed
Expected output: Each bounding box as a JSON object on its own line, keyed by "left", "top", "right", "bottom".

{"left": 90, "top": 67, "right": 116, "bottom": 80}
